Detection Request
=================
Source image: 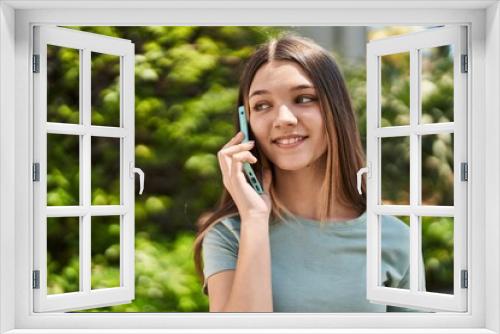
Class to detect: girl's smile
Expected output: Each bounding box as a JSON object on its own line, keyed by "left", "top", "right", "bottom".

{"left": 272, "top": 135, "right": 308, "bottom": 149}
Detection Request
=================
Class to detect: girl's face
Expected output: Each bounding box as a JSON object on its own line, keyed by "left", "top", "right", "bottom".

{"left": 248, "top": 60, "right": 328, "bottom": 171}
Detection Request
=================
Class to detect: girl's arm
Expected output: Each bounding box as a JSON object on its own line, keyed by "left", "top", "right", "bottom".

{"left": 209, "top": 130, "right": 274, "bottom": 311}
{"left": 207, "top": 215, "right": 273, "bottom": 312}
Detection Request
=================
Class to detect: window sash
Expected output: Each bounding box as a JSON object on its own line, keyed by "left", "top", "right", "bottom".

{"left": 366, "top": 25, "right": 468, "bottom": 312}
{"left": 32, "top": 25, "right": 136, "bottom": 312}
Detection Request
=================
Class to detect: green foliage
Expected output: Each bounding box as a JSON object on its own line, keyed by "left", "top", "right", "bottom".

{"left": 47, "top": 232, "right": 209, "bottom": 312}
{"left": 422, "top": 217, "right": 454, "bottom": 293}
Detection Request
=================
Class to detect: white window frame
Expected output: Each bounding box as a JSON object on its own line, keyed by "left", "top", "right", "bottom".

{"left": 0, "top": 1, "right": 499, "bottom": 333}
{"left": 365, "top": 26, "right": 468, "bottom": 312}
{"left": 32, "top": 25, "right": 136, "bottom": 312}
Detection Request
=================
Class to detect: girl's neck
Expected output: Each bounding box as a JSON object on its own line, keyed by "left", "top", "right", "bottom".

{"left": 273, "top": 159, "right": 361, "bottom": 222}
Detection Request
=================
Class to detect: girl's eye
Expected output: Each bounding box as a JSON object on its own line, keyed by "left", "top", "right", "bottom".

{"left": 297, "top": 95, "right": 317, "bottom": 103}
{"left": 252, "top": 96, "right": 317, "bottom": 111}
{"left": 252, "top": 102, "right": 270, "bottom": 111}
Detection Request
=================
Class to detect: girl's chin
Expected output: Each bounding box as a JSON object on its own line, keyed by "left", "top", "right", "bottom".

{"left": 273, "top": 159, "right": 314, "bottom": 171}
{"left": 266, "top": 150, "right": 327, "bottom": 172}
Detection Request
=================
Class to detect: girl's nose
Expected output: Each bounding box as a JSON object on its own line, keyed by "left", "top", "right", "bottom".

{"left": 273, "top": 105, "right": 298, "bottom": 128}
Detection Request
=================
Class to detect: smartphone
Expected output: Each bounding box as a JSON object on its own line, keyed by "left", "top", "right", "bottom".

{"left": 238, "top": 105, "right": 264, "bottom": 194}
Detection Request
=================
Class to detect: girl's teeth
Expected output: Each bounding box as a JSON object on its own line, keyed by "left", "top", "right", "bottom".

{"left": 277, "top": 137, "right": 303, "bottom": 145}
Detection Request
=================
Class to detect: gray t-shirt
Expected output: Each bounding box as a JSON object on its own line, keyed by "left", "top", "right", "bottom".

{"left": 202, "top": 211, "right": 427, "bottom": 312}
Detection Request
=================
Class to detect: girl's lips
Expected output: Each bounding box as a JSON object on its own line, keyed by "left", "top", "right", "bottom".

{"left": 273, "top": 137, "right": 307, "bottom": 149}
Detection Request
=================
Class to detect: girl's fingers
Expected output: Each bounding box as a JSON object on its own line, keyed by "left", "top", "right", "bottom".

{"left": 232, "top": 151, "right": 257, "bottom": 164}
{"left": 217, "top": 139, "right": 255, "bottom": 183}
{"left": 230, "top": 152, "right": 255, "bottom": 186}
{"left": 226, "top": 150, "right": 256, "bottom": 187}
{"left": 220, "top": 141, "right": 254, "bottom": 156}
{"left": 222, "top": 131, "right": 245, "bottom": 149}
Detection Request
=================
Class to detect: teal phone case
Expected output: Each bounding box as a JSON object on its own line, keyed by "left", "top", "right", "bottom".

{"left": 238, "top": 105, "right": 264, "bottom": 194}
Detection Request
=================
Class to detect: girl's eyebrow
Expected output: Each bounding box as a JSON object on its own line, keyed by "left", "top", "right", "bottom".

{"left": 249, "top": 84, "right": 315, "bottom": 98}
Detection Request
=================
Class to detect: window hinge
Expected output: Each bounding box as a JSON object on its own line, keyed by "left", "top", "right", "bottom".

{"left": 461, "top": 54, "right": 468, "bottom": 73}
{"left": 33, "top": 54, "right": 40, "bottom": 73}
{"left": 461, "top": 162, "right": 468, "bottom": 181}
{"left": 33, "top": 163, "right": 40, "bottom": 182}
{"left": 33, "top": 270, "right": 40, "bottom": 289}
{"left": 461, "top": 269, "right": 468, "bottom": 289}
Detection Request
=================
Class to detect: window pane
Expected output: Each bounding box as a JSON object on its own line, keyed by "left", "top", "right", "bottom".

{"left": 47, "top": 134, "right": 79, "bottom": 206}
{"left": 420, "top": 45, "right": 454, "bottom": 124}
{"left": 380, "top": 52, "right": 410, "bottom": 127}
{"left": 47, "top": 45, "right": 80, "bottom": 124}
{"left": 381, "top": 136, "right": 410, "bottom": 205}
{"left": 91, "top": 137, "right": 121, "bottom": 205}
{"left": 91, "top": 216, "right": 121, "bottom": 289}
{"left": 379, "top": 215, "right": 410, "bottom": 290}
{"left": 47, "top": 217, "right": 80, "bottom": 294}
{"left": 91, "top": 52, "right": 121, "bottom": 127}
{"left": 422, "top": 133, "right": 454, "bottom": 206}
{"left": 421, "top": 216, "right": 454, "bottom": 294}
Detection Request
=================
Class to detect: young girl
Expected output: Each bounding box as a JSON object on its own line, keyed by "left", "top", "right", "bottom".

{"left": 193, "top": 33, "right": 422, "bottom": 313}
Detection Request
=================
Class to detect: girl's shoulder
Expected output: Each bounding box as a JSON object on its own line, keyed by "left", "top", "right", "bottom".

{"left": 214, "top": 213, "right": 241, "bottom": 231}
{"left": 380, "top": 215, "right": 410, "bottom": 236}
{"left": 205, "top": 213, "right": 242, "bottom": 243}
{"left": 379, "top": 215, "right": 411, "bottom": 256}
{"left": 379, "top": 215, "right": 411, "bottom": 263}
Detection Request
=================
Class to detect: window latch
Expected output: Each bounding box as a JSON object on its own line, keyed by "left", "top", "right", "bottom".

{"left": 356, "top": 162, "right": 371, "bottom": 195}
{"left": 130, "top": 162, "right": 144, "bottom": 195}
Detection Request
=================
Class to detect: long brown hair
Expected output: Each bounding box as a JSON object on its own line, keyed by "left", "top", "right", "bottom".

{"left": 192, "top": 32, "right": 366, "bottom": 295}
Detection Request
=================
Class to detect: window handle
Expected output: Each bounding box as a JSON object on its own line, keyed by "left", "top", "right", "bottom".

{"left": 130, "top": 162, "right": 145, "bottom": 195}
{"left": 356, "top": 163, "right": 371, "bottom": 195}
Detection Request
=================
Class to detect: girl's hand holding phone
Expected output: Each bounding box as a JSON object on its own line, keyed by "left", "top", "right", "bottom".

{"left": 217, "top": 131, "right": 272, "bottom": 222}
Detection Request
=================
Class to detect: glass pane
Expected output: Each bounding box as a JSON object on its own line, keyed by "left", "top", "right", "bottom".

{"left": 380, "top": 52, "right": 410, "bottom": 127}
{"left": 91, "top": 216, "right": 121, "bottom": 289}
{"left": 91, "top": 52, "right": 121, "bottom": 127}
{"left": 47, "top": 45, "right": 80, "bottom": 124}
{"left": 381, "top": 136, "right": 410, "bottom": 205}
{"left": 420, "top": 45, "right": 454, "bottom": 124}
{"left": 422, "top": 133, "right": 454, "bottom": 206}
{"left": 47, "top": 134, "right": 79, "bottom": 206}
{"left": 47, "top": 217, "right": 80, "bottom": 294}
{"left": 91, "top": 137, "right": 121, "bottom": 205}
{"left": 379, "top": 215, "right": 410, "bottom": 290}
{"left": 421, "top": 216, "right": 454, "bottom": 294}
